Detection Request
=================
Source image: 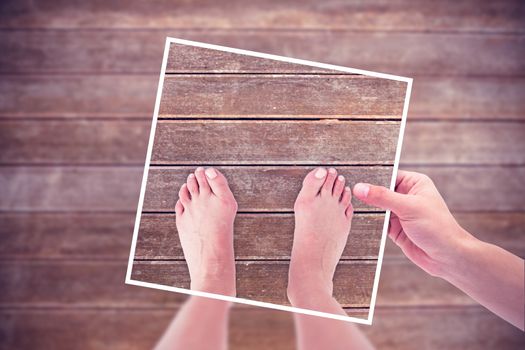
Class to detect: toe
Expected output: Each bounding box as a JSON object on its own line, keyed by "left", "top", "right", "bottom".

{"left": 341, "top": 186, "right": 352, "bottom": 206}
{"left": 186, "top": 173, "right": 199, "bottom": 196}
{"left": 178, "top": 183, "right": 191, "bottom": 205}
{"left": 175, "top": 199, "right": 184, "bottom": 215}
{"left": 298, "top": 167, "right": 327, "bottom": 198}
{"left": 194, "top": 167, "right": 211, "bottom": 194}
{"left": 321, "top": 168, "right": 338, "bottom": 195}
{"left": 333, "top": 174, "right": 345, "bottom": 198}
{"left": 345, "top": 204, "right": 354, "bottom": 218}
{"left": 205, "top": 167, "right": 232, "bottom": 197}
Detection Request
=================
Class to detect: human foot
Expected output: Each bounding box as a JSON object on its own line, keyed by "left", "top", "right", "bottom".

{"left": 288, "top": 168, "right": 353, "bottom": 307}
{"left": 175, "top": 167, "right": 238, "bottom": 296}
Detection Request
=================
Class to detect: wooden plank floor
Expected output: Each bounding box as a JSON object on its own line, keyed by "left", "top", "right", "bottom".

{"left": 1, "top": 1, "right": 524, "bottom": 349}
{"left": 129, "top": 43, "right": 406, "bottom": 316}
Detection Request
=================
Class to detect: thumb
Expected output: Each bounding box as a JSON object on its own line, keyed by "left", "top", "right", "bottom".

{"left": 353, "top": 183, "right": 414, "bottom": 215}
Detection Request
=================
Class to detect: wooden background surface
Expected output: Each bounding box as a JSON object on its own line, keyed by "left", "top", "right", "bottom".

{"left": 1, "top": 1, "right": 524, "bottom": 349}
{"left": 130, "top": 43, "right": 406, "bottom": 313}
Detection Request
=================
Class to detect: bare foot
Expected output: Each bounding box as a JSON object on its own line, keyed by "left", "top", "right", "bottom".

{"left": 288, "top": 167, "right": 353, "bottom": 308}
{"left": 175, "top": 167, "right": 238, "bottom": 296}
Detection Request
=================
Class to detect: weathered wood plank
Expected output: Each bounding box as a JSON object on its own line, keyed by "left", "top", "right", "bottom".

{"left": 159, "top": 76, "right": 406, "bottom": 118}
{"left": 151, "top": 121, "right": 400, "bottom": 165}
{"left": 1, "top": 307, "right": 522, "bottom": 350}
{"left": 167, "top": 43, "right": 344, "bottom": 74}
{"left": 135, "top": 213, "right": 383, "bottom": 260}
{"left": 1, "top": 166, "right": 523, "bottom": 212}
{"left": 132, "top": 260, "right": 376, "bottom": 308}
{"left": 0, "top": 75, "right": 157, "bottom": 118}
{"left": 1, "top": 1, "right": 524, "bottom": 32}
{"left": 143, "top": 166, "right": 392, "bottom": 212}
{"left": 159, "top": 74, "right": 407, "bottom": 118}
{"left": 1, "top": 120, "right": 524, "bottom": 165}
{"left": 0, "top": 120, "right": 149, "bottom": 165}
{"left": 366, "top": 307, "right": 525, "bottom": 350}
{"left": 0, "top": 166, "right": 143, "bottom": 211}
{"left": 406, "top": 165, "right": 525, "bottom": 212}
{"left": 2, "top": 212, "right": 523, "bottom": 260}
{"left": 401, "top": 121, "right": 525, "bottom": 165}
{"left": 1, "top": 30, "right": 524, "bottom": 75}
{"left": 0, "top": 258, "right": 497, "bottom": 308}
{"left": 1, "top": 75, "right": 523, "bottom": 120}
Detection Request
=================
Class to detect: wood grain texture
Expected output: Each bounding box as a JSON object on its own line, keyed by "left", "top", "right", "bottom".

{"left": 0, "top": 307, "right": 523, "bottom": 350}
{"left": 2, "top": 75, "right": 523, "bottom": 120}
{"left": 159, "top": 76, "right": 406, "bottom": 118}
{"left": 401, "top": 121, "right": 525, "bottom": 165}
{"left": 0, "top": 258, "right": 477, "bottom": 308}
{"left": 2, "top": 212, "right": 523, "bottom": 260}
{"left": 2, "top": 120, "right": 524, "bottom": 165}
{"left": 2, "top": 166, "right": 523, "bottom": 212}
{"left": 1, "top": 0, "right": 524, "bottom": 32}
{"left": 132, "top": 260, "right": 376, "bottom": 308}
{"left": 135, "top": 213, "right": 383, "bottom": 260}
{"left": 143, "top": 166, "right": 392, "bottom": 212}
{"left": 1, "top": 30, "right": 524, "bottom": 76}
{"left": 151, "top": 121, "right": 400, "bottom": 164}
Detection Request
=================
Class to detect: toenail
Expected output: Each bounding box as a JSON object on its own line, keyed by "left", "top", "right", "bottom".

{"left": 329, "top": 168, "right": 336, "bottom": 174}
{"left": 338, "top": 175, "right": 344, "bottom": 181}
{"left": 196, "top": 167, "right": 204, "bottom": 172}
{"left": 345, "top": 186, "right": 350, "bottom": 192}
{"left": 205, "top": 168, "right": 217, "bottom": 179}
{"left": 188, "top": 173, "right": 194, "bottom": 179}
{"left": 315, "top": 168, "right": 327, "bottom": 179}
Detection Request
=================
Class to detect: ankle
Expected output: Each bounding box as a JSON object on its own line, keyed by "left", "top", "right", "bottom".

{"left": 191, "top": 276, "right": 236, "bottom": 297}
{"left": 287, "top": 282, "right": 333, "bottom": 309}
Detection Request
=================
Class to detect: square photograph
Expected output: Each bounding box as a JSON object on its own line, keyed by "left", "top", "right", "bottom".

{"left": 126, "top": 37, "right": 412, "bottom": 324}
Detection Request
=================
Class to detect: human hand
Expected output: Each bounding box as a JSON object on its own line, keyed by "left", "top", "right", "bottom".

{"left": 352, "top": 170, "right": 475, "bottom": 277}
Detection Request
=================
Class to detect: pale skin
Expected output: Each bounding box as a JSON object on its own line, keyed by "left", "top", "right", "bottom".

{"left": 155, "top": 167, "right": 524, "bottom": 350}
{"left": 353, "top": 170, "right": 525, "bottom": 331}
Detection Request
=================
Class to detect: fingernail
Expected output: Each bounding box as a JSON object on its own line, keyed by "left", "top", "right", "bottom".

{"left": 354, "top": 183, "right": 370, "bottom": 198}
{"left": 338, "top": 175, "right": 344, "bottom": 182}
{"left": 315, "top": 168, "right": 327, "bottom": 179}
{"left": 205, "top": 168, "right": 217, "bottom": 179}
{"left": 329, "top": 168, "right": 336, "bottom": 174}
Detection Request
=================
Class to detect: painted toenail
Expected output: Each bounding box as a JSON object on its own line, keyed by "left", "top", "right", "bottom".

{"left": 315, "top": 168, "right": 327, "bottom": 179}
{"left": 354, "top": 183, "right": 370, "bottom": 198}
{"left": 205, "top": 168, "right": 217, "bottom": 179}
{"left": 329, "top": 168, "right": 336, "bottom": 174}
{"left": 338, "top": 175, "right": 344, "bottom": 181}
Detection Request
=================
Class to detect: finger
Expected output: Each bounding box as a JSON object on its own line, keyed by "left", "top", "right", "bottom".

{"left": 353, "top": 183, "right": 415, "bottom": 216}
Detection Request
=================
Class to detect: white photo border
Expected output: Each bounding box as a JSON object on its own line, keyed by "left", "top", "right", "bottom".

{"left": 126, "top": 37, "right": 413, "bottom": 326}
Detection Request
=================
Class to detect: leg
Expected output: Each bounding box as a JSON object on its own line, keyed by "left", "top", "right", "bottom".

{"left": 288, "top": 168, "right": 375, "bottom": 350}
{"left": 155, "top": 167, "right": 238, "bottom": 350}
